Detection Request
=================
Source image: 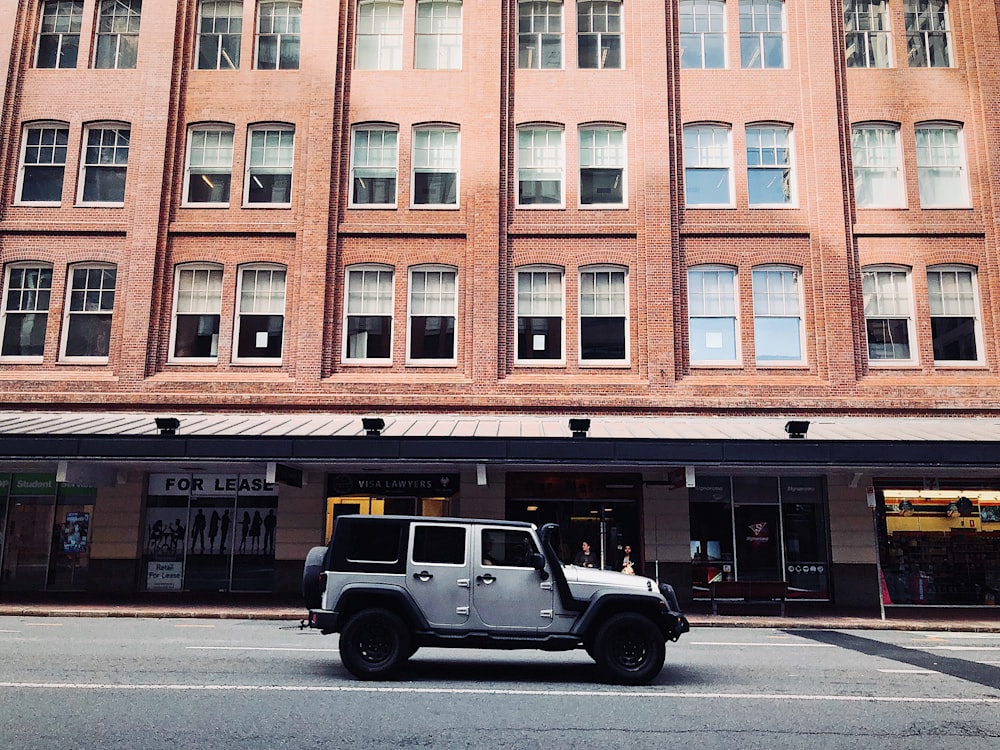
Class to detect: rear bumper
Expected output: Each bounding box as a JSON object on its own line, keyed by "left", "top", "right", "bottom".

{"left": 306, "top": 609, "right": 338, "bottom": 633}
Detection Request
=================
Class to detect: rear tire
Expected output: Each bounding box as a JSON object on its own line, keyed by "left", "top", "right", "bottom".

{"left": 592, "top": 612, "right": 665, "bottom": 685}
{"left": 302, "top": 546, "right": 327, "bottom": 610}
{"left": 338, "top": 608, "right": 412, "bottom": 680}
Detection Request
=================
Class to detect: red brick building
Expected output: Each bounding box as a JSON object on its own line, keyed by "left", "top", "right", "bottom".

{"left": 0, "top": 1, "right": 998, "bottom": 609}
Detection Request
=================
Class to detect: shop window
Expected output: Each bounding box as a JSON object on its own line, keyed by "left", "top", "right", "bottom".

{"left": 415, "top": 0, "right": 462, "bottom": 70}
{"left": 255, "top": 0, "right": 300, "bottom": 69}
{"left": 688, "top": 265, "right": 738, "bottom": 365}
{"left": 94, "top": 0, "right": 141, "bottom": 69}
{"left": 752, "top": 265, "right": 802, "bottom": 364}
{"left": 170, "top": 264, "right": 223, "bottom": 360}
{"left": 905, "top": 0, "right": 951, "bottom": 68}
{"left": 577, "top": 0, "right": 622, "bottom": 69}
{"left": 60, "top": 264, "right": 117, "bottom": 361}
{"left": 356, "top": 0, "right": 404, "bottom": 70}
{"left": 197, "top": 0, "right": 243, "bottom": 70}
{"left": 861, "top": 266, "right": 914, "bottom": 363}
{"left": 518, "top": 0, "right": 563, "bottom": 69}
{"left": 184, "top": 125, "right": 234, "bottom": 205}
{"left": 679, "top": 0, "right": 726, "bottom": 69}
{"left": 344, "top": 265, "right": 394, "bottom": 361}
{"left": 517, "top": 126, "right": 564, "bottom": 207}
{"left": 579, "top": 125, "right": 625, "bottom": 207}
{"left": 351, "top": 126, "right": 398, "bottom": 207}
{"left": 579, "top": 265, "right": 627, "bottom": 363}
{"left": 740, "top": 0, "right": 784, "bottom": 69}
{"left": 683, "top": 124, "right": 733, "bottom": 207}
{"left": 844, "top": 0, "right": 891, "bottom": 68}
{"left": 516, "top": 266, "right": 564, "bottom": 362}
{"left": 408, "top": 266, "right": 457, "bottom": 363}
{"left": 1, "top": 263, "right": 53, "bottom": 359}
{"left": 234, "top": 264, "right": 286, "bottom": 362}
{"left": 927, "top": 266, "right": 981, "bottom": 364}
{"left": 36, "top": 0, "right": 83, "bottom": 68}
{"left": 851, "top": 123, "right": 905, "bottom": 208}
{"left": 17, "top": 123, "right": 68, "bottom": 204}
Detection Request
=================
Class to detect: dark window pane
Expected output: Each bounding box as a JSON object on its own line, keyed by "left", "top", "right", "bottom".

{"left": 601, "top": 36, "right": 621, "bottom": 68}
{"left": 517, "top": 316, "right": 561, "bottom": 360}
{"left": 353, "top": 176, "right": 395, "bottom": 204}
{"left": 578, "top": 35, "right": 598, "bottom": 67}
{"left": 580, "top": 316, "right": 625, "bottom": 360}
{"left": 866, "top": 319, "right": 910, "bottom": 360}
{"left": 174, "top": 314, "right": 220, "bottom": 358}
{"left": 237, "top": 314, "right": 283, "bottom": 358}
{"left": 187, "top": 172, "right": 231, "bottom": 203}
{"left": 83, "top": 167, "right": 127, "bottom": 202}
{"left": 279, "top": 37, "right": 299, "bottom": 69}
{"left": 59, "top": 35, "right": 80, "bottom": 67}
{"left": 931, "top": 317, "right": 977, "bottom": 361}
{"left": 65, "top": 314, "right": 112, "bottom": 357}
{"left": 117, "top": 35, "right": 138, "bottom": 68}
{"left": 413, "top": 525, "right": 466, "bottom": 565}
{"left": 346, "top": 315, "right": 392, "bottom": 358}
{"left": 22, "top": 166, "right": 64, "bottom": 202}
{"left": 247, "top": 172, "right": 291, "bottom": 203}
{"left": 257, "top": 37, "right": 277, "bottom": 68}
{"left": 409, "top": 315, "right": 455, "bottom": 359}
{"left": 1, "top": 313, "right": 47, "bottom": 356}
{"left": 413, "top": 172, "right": 457, "bottom": 205}
{"left": 580, "top": 168, "right": 623, "bottom": 204}
{"left": 518, "top": 179, "right": 561, "bottom": 205}
{"left": 197, "top": 35, "right": 220, "bottom": 68}
{"left": 94, "top": 36, "right": 117, "bottom": 67}
{"left": 36, "top": 36, "right": 60, "bottom": 67}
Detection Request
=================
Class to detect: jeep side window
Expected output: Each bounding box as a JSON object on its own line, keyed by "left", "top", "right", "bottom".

{"left": 412, "top": 525, "right": 466, "bottom": 565}
{"left": 482, "top": 529, "right": 537, "bottom": 567}
{"left": 344, "top": 522, "right": 402, "bottom": 563}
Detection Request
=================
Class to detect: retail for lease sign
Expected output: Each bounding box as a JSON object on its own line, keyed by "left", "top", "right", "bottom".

{"left": 146, "top": 561, "right": 183, "bottom": 591}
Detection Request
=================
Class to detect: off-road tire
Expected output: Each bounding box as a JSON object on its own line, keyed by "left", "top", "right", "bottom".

{"left": 338, "top": 607, "right": 412, "bottom": 680}
{"left": 592, "top": 612, "right": 666, "bottom": 685}
{"left": 302, "top": 546, "right": 326, "bottom": 610}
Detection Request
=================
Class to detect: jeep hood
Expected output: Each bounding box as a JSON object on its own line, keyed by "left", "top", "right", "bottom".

{"left": 562, "top": 565, "right": 659, "bottom": 593}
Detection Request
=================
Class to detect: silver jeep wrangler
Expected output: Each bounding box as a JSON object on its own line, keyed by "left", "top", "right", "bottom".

{"left": 303, "top": 515, "right": 689, "bottom": 685}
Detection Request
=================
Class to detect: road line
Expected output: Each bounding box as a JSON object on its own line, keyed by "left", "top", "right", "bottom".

{"left": 877, "top": 669, "right": 938, "bottom": 674}
{"left": 0, "top": 629, "right": 20, "bottom": 633}
{"left": 174, "top": 623, "right": 216, "bottom": 628}
{"left": 187, "top": 646, "right": 340, "bottom": 653}
{"left": 923, "top": 646, "right": 1000, "bottom": 652}
{"left": 1, "top": 682, "right": 998, "bottom": 703}
{"left": 688, "top": 641, "right": 835, "bottom": 648}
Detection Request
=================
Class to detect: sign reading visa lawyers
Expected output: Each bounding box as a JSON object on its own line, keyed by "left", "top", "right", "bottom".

{"left": 146, "top": 561, "right": 183, "bottom": 591}
{"left": 148, "top": 474, "right": 276, "bottom": 497}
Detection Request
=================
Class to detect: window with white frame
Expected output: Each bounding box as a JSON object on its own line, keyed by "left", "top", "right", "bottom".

{"left": 683, "top": 124, "right": 732, "bottom": 207}
{"left": 579, "top": 266, "right": 627, "bottom": 362}
{"left": 245, "top": 125, "right": 294, "bottom": 205}
{"left": 752, "top": 265, "right": 802, "bottom": 363}
{"left": 688, "top": 266, "right": 738, "bottom": 364}
{"left": 170, "top": 264, "right": 223, "bottom": 360}
{"left": 94, "top": 0, "right": 141, "bottom": 69}
{"left": 344, "top": 265, "right": 394, "bottom": 361}
{"left": 927, "top": 266, "right": 980, "bottom": 363}
{"left": 518, "top": 0, "right": 563, "bottom": 69}
{"left": 517, "top": 127, "right": 563, "bottom": 206}
{"left": 415, "top": 0, "right": 462, "bottom": 70}
{"left": 17, "top": 124, "right": 68, "bottom": 204}
{"left": 412, "top": 127, "right": 459, "bottom": 206}
{"left": 36, "top": 0, "right": 82, "bottom": 68}
{"left": 197, "top": 0, "right": 242, "bottom": 69}
{"left": 915, "top": 124, "right": 968, "bottom": 208}
{"left": 679, "top": 0, "right": 726, "bottom": 69}
{"left": 80, "top": 124, "right": 130, "bottom": 204}
{"left": 861, "top": 267, "right": 914, "bottom": 362}
{"left": 516, "top": 267, "right": 564, "bottom": 362}
{"left": 577, "top": 1, "right": 622, "bottom": 69}
{"left": 351, "top": 126, "right": 398, "bottom": 206}
{"left": 356, "top": 0, "right": 404, "bottom": 70}
{"left": 61, "top": 264, "right": 117, "bottom": 360}
{"left": 1, "top": 263, "right": 53, "bottom": 358}
{"left": 408, "top": 266, "right": 457, "bottom": 362}
{"left": 844, "top": 0, "right": 891, "bottom": 68}
{"left": 746, "top": 125, "right": 792, "bottom": 206}
{"left": 234, "top": 264, "right": 286, "bottom": 361}
{"left": 579, "top": 126, "right": 625, "bottom": 206}
{"left": 255, "top": 0, "right": 301, "bottom": 69}
{"left": 905, "top": 0, "right": 951, "bottom": 67}
{"left": 851, "top": 124, "right": 904, "bottom": 208}
{"left": 740, "top": 0, "right": 784, "bottom": 69}
{"left": 184, "top": 125, "right": 234, "bottom": 205}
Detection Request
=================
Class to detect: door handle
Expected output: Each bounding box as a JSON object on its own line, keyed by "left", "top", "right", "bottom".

{"left": 476, "top": 573, "right": 496, "bottom": 585}
{"left": 413, "top": 570, "right": 434, "bottom": 582}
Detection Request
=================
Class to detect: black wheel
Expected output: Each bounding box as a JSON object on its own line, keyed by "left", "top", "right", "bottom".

{"left": 592, "top": 612, "right": 666, "bottom": 685}
{"left": 302, "top": 546, "right": 327, "bottom": 610}
{"left": 338, "top": 608, "right": 412, "bottom": 680}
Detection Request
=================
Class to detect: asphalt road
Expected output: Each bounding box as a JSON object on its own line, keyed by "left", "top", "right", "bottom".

{"left": 1, "top": 617, "right": 999, "bottom": 749}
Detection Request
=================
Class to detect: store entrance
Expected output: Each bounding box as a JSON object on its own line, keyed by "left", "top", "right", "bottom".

{"left": 734, "top": 504, "right": 782, "bottom": 581}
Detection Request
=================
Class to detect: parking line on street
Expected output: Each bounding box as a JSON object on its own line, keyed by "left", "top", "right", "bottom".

{"left": 688, "top": 641, "right": 835, "bottom": 647}
{"left": 877, "top": 669, "right": 938, "bottom": 675}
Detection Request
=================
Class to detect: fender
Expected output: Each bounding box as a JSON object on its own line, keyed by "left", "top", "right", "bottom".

{"left": 570, "top": 592, "right": 671, "bottom": 639}
{"left": 329, "top": 582, "right": 431, "bottom": 632}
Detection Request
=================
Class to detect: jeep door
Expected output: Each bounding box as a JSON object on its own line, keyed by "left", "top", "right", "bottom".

{"left": 473, "top": 526, "right": 555, "bottom": 630}
{"left": 406, "top": 522, "right": 471, "bottom": 628}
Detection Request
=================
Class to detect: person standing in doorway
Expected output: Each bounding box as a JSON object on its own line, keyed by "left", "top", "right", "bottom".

{"left": 573, "top": 540, "right": 598, "bottom": 568}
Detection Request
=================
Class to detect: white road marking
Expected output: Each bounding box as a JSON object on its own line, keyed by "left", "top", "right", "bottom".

{"left": 187, "top": 646, "right": 339, "bottom": 653}
{"left": 0, "top": 630, "right": 20, "bottom": 633}
{"left": 877, "top": 669, "right": 937, "bottom": 674}
{"left": 1, "top": 682, "right": 998, "bottom": 703}
{"left": 917, "top": 634, "right": 1000, "bottom": 640}
{"left": 923, "top": 646, "right": 1000, "bottom": 652}
{"left": 174, "top": 623, "right": 216, "bottom": 628}
{"left": 688, "top": 641, "right": 835, "bottom": 648}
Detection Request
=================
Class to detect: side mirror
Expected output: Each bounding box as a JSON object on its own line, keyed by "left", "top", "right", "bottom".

{"left": 528, "top": 552, "right": 549, "bottom": 580}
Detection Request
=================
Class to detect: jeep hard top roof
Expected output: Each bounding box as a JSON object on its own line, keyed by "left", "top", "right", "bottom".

{"left": 335, "top": 514, "right": 536, "bottom": 529}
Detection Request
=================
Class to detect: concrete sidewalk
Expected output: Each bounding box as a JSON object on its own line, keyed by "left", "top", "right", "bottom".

{"left": 0, "top": 595, "right": 997, "bottom": 631}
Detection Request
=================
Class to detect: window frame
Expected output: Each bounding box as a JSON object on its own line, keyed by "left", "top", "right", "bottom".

{"left": 914, "top": 122, "right": 969, "bottom": 209}
{"left": 518, "top": 0, "right": 564, "bottom": 70}
{"left": 254, "top": 0, "right": 301, "bottom": 70}
{"left": 576, "top": 0, "right": 623, "bottom": 70}
{"left": 407, "top": 265, "right": 458, "bottom": 366}
{"left": 196, "top": 0, "right": 243, "bottom": 70}
{"left": 183, "top": 124, "right": 235, "bottom": 206}
{"left": 244, "top": 124, "right": 295, "bottom": 207}
{"left": 683, "top": 124, "right": 734, "bottom": 208}
{"left": 415, "top": 0, "right": 463, "bottom": 70}
{"left": 739, "top": 0, "right": 786, "bottom": 69}
{"left": 16, "top": 122, "right": 69, "bottom": 206}
{"left": 851, "top": 123, "right": 905, "bottom": 208}
{"left": 232, "top": 263, "right": 287, "bottom": 364}
{"left": 1, "top": 262, "right": 54, "bottom": 361}
{"left": 94, "top": 0, "right": 142, "bottom": 70}
{"left": 356, "top": 0, "right": 404, "bottom": 70}
{"left": 578, "top": 124, "right": 626, "bottom": 208}
{"left": 578, "top": 264, "right": 629, "bottom": 366}
{"left": 36, "top": 0, "right": 83, "bottom": 69}
{"left": 78, "top": 123, "right": 130, "bottom": 206}
{"left": 861, "top": 265, "right": 917, "bottom": 366}
{"left": 516, "top": 125, "right": 565, "bottom": 209}
{"left": 679, "top": 0, "right": 727, "bottom": 70}
{"left": 410, "top": 125, "right": 460, "bottom": 208}
{"left": 350, "top": 125, "right": 399, "bottom": 208}
{"left": 688, "top": 265, "right": 740, "bottom": 366}
{"left": 343, "top": 264, "right": 395, "bottom": 364}
{"left": 905, "top": 0, "right": 952, "bottom": 68}
{"left": 515, "top": 265, "right": 566, "bottom": 365}
{"left": 844, "top": 0, "right": 892, "bottom": 69}
{"left": 752, "top": 264, "right": 805, "bottom": 366}
{"left": 168, "top": 263, "right": 225, "bottom": 363}
{"left": 926, "top": 265, "right": 983, "bottom": 366}
{"left": 746, "top": 123, "right": 795, "bottom": 207}
{"left": 59, "top": 262, "right": 117, "bottom": 363}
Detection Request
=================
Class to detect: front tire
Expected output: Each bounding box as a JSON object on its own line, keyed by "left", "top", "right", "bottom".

{"left": 592, "top": 612, "right": 666, "bottom": 685}
{"left": 338, "top": 608, "right": 412, "bottom": 680}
